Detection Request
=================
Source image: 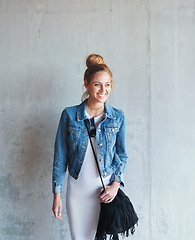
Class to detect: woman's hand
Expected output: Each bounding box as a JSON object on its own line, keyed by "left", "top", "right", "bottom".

{"left": 98, "top": 181, "right": 120, "bottom": 203}
{"left": 52, "top": 193, "right": 63, "bottom": 220}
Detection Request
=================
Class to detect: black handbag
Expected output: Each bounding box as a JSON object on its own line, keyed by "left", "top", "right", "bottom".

{"left": 85, "top": 119, "right": 138, "bottom": 240}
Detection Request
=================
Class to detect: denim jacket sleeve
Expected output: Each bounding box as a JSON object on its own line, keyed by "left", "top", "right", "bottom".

{"left": 113, "top": 111, "right": 128, "bottom": 185}
{"left": 52, "top": 109, "right": 69, "bottom": 193}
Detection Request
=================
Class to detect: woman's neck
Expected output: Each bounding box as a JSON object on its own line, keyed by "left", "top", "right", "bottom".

{"left": 85, "top": 100, "right": 105, "bottom": 118}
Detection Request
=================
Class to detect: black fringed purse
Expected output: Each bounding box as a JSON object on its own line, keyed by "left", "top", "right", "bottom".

{"left": 85, "top": 119, "right": 138, "bottom": 240}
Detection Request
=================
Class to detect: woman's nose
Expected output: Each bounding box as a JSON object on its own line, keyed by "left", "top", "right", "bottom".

{"left": 100, "top": 85, "right": 105, "bottom": 92}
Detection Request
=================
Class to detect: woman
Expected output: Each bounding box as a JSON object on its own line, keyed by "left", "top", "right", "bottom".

{"left": 52, "top": 54, "right": 128, "bottom": 240}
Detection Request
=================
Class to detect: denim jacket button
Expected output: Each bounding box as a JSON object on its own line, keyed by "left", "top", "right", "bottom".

{"left": 100, "top": 158, "right": 103, "bottom": 162}
{"left": 99, "top": 143, "right": 102, "bottom": 146}
{"left": 98, "top": 129, "right": 101, "bottom": 132}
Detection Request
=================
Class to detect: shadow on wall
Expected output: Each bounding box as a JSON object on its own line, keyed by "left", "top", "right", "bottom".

{"left": 0, "top": 71, "right": 63, "bottom": 239}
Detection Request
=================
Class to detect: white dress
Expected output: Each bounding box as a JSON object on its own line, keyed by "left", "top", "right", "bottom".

{"left": 66, "top": 112, "right": 112, "bottom": 240}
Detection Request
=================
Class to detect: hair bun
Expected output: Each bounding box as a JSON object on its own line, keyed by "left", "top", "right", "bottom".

{"left": 86, "top": 54, "right": 106, "bottom": 68}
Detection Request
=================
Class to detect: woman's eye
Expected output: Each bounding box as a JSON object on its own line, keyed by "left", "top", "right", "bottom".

{"left": 93, "top": 83, "right": 111, "bottom": 87}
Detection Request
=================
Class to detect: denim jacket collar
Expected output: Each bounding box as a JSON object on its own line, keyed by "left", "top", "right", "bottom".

{"left": 77, "top": 99, "right": 116, "bottom": 121}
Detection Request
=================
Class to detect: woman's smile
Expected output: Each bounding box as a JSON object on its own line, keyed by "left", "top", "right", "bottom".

{"left": 97, "top": 93, "right": 107, "bottom": 98}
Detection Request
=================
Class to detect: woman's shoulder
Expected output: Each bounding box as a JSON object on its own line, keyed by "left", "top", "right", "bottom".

{"left": 60, "top": 100, "right": 86, "bottom": 118}
{"left": 104, "top": 103, "right": 126, "bottom": 128}
{"left": 60, "top": 102, "right": 80, "bottom": 116}
{"left": 112, "top": 106, "right": 124, "bottom": 114}
{"left": 106, "top": 103, "right": 125, "bottom": 117}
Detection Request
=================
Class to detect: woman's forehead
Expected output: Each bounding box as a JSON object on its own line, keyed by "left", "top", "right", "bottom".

{"left": 92, "top": 71, "right": 111, "bottom": 82}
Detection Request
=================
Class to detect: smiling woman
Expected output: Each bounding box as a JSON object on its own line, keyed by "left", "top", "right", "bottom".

{"left": 82, "top": 54, "right": 115, "bottom": 102}
{"left": 52, "top": 54, "right": 128, "bottom": 240}
{"left": 84, "top": 71, "right": 112, "bottom": 117}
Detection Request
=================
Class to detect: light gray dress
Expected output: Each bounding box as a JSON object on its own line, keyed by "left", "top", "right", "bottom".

{"left": 66, "top": 113, "right": 111, "bottom": 240}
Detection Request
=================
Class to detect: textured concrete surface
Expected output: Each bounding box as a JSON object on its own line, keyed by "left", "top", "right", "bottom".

{"left": 0, "top": 0, "right": 194, "bottom": 240}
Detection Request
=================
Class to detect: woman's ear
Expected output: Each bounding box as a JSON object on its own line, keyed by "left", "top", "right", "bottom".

{"left": 84, "top": 80, "right": 89, "bottom": 90}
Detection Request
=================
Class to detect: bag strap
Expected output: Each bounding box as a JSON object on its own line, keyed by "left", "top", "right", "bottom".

{"left": 84, "top": 119, "right": 106, "bottom": 191}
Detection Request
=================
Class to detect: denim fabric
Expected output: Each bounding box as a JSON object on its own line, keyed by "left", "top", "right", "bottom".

{"left": 52, "top": 99, "right": 128, "bottom": 193}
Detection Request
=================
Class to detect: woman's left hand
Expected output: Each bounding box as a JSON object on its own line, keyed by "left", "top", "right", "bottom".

{"left": 98, "top": 181, "right": 120, "bottom": 203}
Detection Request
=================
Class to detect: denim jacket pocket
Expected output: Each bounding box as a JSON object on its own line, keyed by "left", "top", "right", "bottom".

{"left": 104, "top": 126, "right": 119, "bottom": 148}
{"left": 68, "top": 126, "right": 81, "bottom": 151}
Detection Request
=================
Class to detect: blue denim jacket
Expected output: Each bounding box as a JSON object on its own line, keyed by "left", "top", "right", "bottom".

{"left": 52, "top": 99, "right": 128, "bottom": 193}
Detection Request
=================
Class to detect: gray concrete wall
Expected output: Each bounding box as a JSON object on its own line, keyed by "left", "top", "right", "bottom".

{"left": 0, "top": 0, "right": 194, "bottom": 239}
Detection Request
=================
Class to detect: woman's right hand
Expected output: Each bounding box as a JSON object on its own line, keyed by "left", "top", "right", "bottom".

{"left": 52, "top": 193, "right": 63, "bottom": 220}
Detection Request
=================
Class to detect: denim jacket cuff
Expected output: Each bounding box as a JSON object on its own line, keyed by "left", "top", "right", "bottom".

{"left": 52, "top": 183, "right": 63, "bottom": 193}
{"left": 111, "top": 173, "right": 125, "bottom": 187}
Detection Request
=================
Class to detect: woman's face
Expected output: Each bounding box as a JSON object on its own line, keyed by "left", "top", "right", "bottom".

{"left": 85, "top": 71, "right": 112, "bottom": 104}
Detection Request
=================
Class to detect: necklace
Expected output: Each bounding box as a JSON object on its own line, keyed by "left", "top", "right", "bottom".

{"left": 87, "top": 103, "right": 104, "bottom": 110}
